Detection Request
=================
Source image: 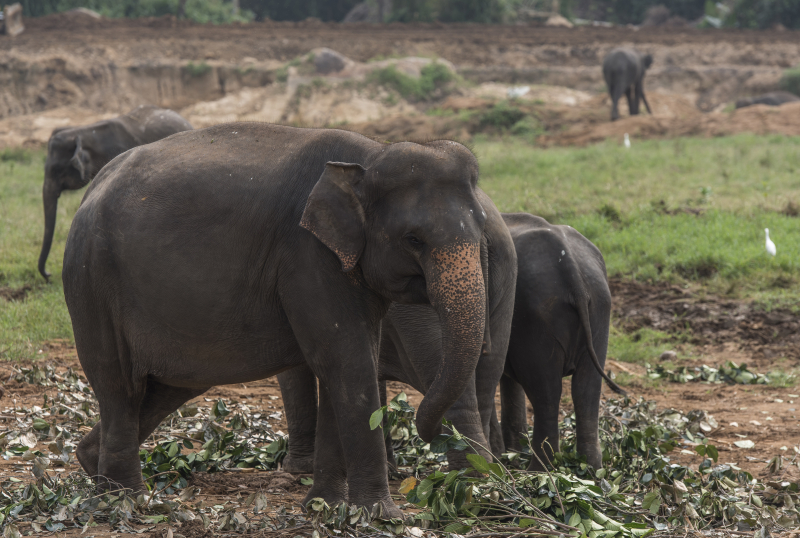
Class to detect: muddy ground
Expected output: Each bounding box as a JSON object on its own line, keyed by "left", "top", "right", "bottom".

{"left": 1, "top": 278, "right": 798, "bottom": 537}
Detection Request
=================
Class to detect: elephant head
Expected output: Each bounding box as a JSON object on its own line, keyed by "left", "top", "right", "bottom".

{"left": 301, "top": 140, "right": 488, "bottom": 442}
{"left": 39, "top": 130, "right": 94, "bottom": 281}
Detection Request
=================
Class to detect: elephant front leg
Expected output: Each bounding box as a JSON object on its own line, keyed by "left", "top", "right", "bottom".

{"left": 441, "top": 371, "right": 492, "bottom": 470}
{"left": 278, "top": 365, "right": 318, "bottom": 474}
{"left": 500, "top": 375, "right": 528, "bottom": 454}
{"left": 302, "top": 383, "right": 348, "bottom": 506}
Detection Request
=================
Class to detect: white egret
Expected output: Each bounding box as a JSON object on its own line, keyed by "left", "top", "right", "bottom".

{"left": 623, "top": 133, "right": 631, "bottom": 149}
{"left": 765, "top": 228, "right": 776, "bottom": 256}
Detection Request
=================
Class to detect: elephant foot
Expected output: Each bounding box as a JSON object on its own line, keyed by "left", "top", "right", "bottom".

{"left": 302, "top": 478, "right": 348, "bottom": 509}
{"left": 282, "top": 453, "right": 315, "bottom": 474}
{"left": 76, "top": 431, "right": 101, "bottom": 478}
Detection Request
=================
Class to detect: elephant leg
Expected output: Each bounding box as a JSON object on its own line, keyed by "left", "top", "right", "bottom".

{"left": 625, "top": 85, "right": 638, "bottom": 115}
{"left": 637, "top": 83, "right": 653, "bottom": 115}
{"left": 278, "top": 364, "right": 318, "bottom": 474}
{"left": 443, "top": 371, "right": 492, "bottom": 470}
{"left": 609, "top": 84, "right": 623, "bottom": 121}
{"left": 500, "top": 374, "right": 528, "bottom": 453}
{"left": 302, "top": 383, "right": 348, "bottom": 506}
{"left": 379, "top": 380, "right": 397, "bottom": 473}
{"left": 488, "top": 404, "right": 505, "bottom": 457}
{"left": 78, "top": 377, "right": 206, "bottom": 489}
{"left": 572, "top": 354, "right": 604, "bottom": 469}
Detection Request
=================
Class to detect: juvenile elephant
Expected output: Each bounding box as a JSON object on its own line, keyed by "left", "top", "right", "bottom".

{"left": 39, "top": 105, "right": 192, "bottom": 280}
{"left": 279, "top": 191, "right": 517, "bottom": 473}
{"left": 63, "top": 123, "right": 493, "bottom": 517}
{"left": 279, "top": 212, "right": 623, "bottom": 473}
{"left": 497, "top": 213, "right": 623, "bottom": 471}
{"left": 735, "top": 91, "right": 800, "bottom": 109}
{"left": 602, "top": 48, "right": 653, "bottom": 121}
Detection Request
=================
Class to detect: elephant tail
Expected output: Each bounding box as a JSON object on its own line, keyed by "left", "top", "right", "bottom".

{"left": 575, "top": 288, "right": 627, "bottom": 396}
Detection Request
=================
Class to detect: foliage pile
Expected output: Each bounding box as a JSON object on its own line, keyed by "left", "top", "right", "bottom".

{"left": 646, "top": 361, "right": 773, "bottom": 385}
{"left": 368, "top": 62, "right": 458, "bottom": 103}
{"left": 3, "top": 364, "right": 799, "bottom": 537}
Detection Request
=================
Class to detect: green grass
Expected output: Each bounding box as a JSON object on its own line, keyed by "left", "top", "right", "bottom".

{"left": 0, "top": 151, "right": 78, "bottom": 359}
{"left": 2, "top": 135, "right": 800, "bottom": 362}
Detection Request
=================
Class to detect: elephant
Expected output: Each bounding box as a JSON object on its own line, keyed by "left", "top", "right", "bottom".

{"left": 602, "top": 48, "right": 653, "bottom": 121}
{"left": 496, "top": 213, "right": 623, "bottom": 471}
{"left": 279, "top": 190, "right": 517, "bottom": 474}
{"left": 735, "top": 91, "right": 800, "bottom": 109}
{"left": 63, "top": 122, "right": 494, "bottom": 517}
{"left": 278, "top": 212, "right": 624, "bottom": 475}
{"left": 39, "top": 105, "right": 192, "bottom": 281}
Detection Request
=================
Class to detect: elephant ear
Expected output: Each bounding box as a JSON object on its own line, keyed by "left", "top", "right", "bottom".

{"left": 70, "top": 136, "right": 91, "bottom": 183}
{"left": 642, "top": 54, "right": 653, "bottom": 69}
{"left": 300, "top": 162, "right": 367, "bottom": 272}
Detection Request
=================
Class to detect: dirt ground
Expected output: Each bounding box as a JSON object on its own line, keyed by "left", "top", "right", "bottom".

{"left": 1, "top": 13, "right": 799, "bottom": 148}
{"left": 1, "top": 278, "right": 798, "bottom": 537}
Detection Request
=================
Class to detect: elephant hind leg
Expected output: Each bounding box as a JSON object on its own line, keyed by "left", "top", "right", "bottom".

{"left": 625, "top": 85, "right": 638, "bottom": 115}
{"left": 572, "top": 352, "right": 603, "bottom": 470}
{"left": 77, "top": 376, "right": 207, "bottom": 490}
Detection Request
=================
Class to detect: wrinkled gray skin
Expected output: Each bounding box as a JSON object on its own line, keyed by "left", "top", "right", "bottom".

{"left": 495, "top": 213, "right": 624, "bottom": 471}
{"left": 602, "top": 48, "right": 653, "bottom": 121}
{"left": 735, "top": 91, "right": 800, "bottom": 109}
{"left": 63, "top": 123, "right": 492, "bottom": 517}
{"left": 279, "top": 191, "right": 517, "bottom": 474}
{"left": 39, "top": 105, "right": 192, "bottom": 281}
{"left": 280, "top": 212, "right": 624, "bottom": 474}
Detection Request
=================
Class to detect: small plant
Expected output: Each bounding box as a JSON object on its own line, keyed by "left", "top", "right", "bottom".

{"left": 479, "top": 101, "right": 526, "bottom": 130}
{"left": 598, "top": 203, "right": 622, "bottom": 222}
{"left": 184, "top": 61, "right": 211, "bottom": 77}
{"left": 368, "top": 61, "right": 457, "bottom": 102}
{"left": 0, "top": 147, "right": 31, "bottom": 164}
{"left": 780, "top": 66, "right": 800, "bottom": 97}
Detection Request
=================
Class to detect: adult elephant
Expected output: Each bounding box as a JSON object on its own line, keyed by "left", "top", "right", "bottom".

{"left": 279, "top": 189, "right": 517, "bottom": 474}
{"left": 735, "top": 91, "right": 800, "bottom": 109}
{"left": 279, "top": 212, "right": 624, "bottom": 474}
{"left": 602, "top": 47, "right": 653, "bottom": 121}
{"left": 497, "top": 213, "right": 623, "bottom": 471}
{"left": 63, "top": 123, "right": 492, "bottom": 517}
{"left": 39, "top": 105, "right": 192, "bottom": 281}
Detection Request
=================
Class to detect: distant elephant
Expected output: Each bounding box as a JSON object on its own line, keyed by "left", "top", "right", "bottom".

{"left": 602, "top": 48, "right": 653, "bottom": 121}
{"left": 496, "top": 213, "right": 623, "bottom": 471}
{"left": 39, "top": 105, "right": 192, "bottom": 281}
{"left": 279, "top": 190, "right": 517, "bottom": 473}
{"left": 63, "top": 123, "right": 493, "bottom": 517}
{"left": 735, "top": 91, "right": 800, "bottom": 109}
{"left": 279, "top": 212, "right": 623, "bottom": 474}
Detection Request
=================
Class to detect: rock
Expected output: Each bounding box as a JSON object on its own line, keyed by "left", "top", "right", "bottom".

{"left": 545, "top": 14, "right": 573, "bottom": 28}
{"left": 2, "top": 3, "right": 24, "bottom": 37}
{"left": 343, "top": 0, "right": 392, "bottom": 23}
{"left": 659, "top": 350, "right": 677, "bottom": 361}
{"left": 313, "top": 48, "right": 348, "bottom": 75}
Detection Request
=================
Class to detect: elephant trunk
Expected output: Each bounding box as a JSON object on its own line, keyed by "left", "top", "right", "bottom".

{"left": 416, "top": 240, "right": 486, "bottom": 443}
{"left": 38, "top": 177, "right": 61, "bottom": 281}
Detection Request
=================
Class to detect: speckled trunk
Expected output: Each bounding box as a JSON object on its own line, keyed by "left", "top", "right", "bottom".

{"left": 39, "top": 178, "right": 61, "bottom": 281}
{"left": 416, "top": 241, "right": 486, "bottom": 443}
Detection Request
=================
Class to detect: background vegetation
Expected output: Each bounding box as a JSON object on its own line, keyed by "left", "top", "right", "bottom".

{"left": 15, "top": 0, "right": 800, "bottom": 27}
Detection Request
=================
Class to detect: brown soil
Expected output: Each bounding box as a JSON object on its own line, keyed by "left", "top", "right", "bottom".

{"left": 1, "top": 14, "right": 799, "bottom": 148}
{"left": 0, "top": 284, "right": 31, "bottom": 301}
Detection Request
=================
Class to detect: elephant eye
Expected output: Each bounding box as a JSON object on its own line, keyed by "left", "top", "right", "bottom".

{"left": 405, "top": 234, "right": 423, "bottom": 247}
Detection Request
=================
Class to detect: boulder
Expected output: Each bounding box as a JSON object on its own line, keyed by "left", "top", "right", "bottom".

{"left": 2, "top": 3, "right": 24, "bottom": 37}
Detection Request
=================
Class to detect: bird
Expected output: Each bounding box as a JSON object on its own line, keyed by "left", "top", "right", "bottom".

{"left": 765, "top": 228, "right": 776, "bottom": 256}
{"left": 623, "top": 133, "right": 631, "bottom": 149}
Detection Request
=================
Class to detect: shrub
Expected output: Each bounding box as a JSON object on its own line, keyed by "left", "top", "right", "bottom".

{"left": 184, "top": 61, "right": 211, "bottom": 77}
{"left": 0, "top": 148, "right": 32, "bottom": 164}
{"left": 724, "top": 0, "right": 800, "bottom": 29}
{"left": 368, "top": 62, "right": 456, "bottom": 102}
{"left": 479, "top": 101, "right": 526, "bottom": 130}
{"left": 780, "top": 67, "right": 800, "bottom": 97}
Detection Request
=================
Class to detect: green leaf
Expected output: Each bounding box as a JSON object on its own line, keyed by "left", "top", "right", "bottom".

{"left": 465, "top": 453, "right": 492, "bottom": 474}
{"left": 369, "top": 407, "right": 385, "bottom": 430}
{"left": 416, "top": 478, "right": 434, "bottom": 501}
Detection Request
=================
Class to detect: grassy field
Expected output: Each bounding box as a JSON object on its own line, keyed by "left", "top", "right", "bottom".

{"left": 1, "top": 134, "right": 799, "bottom": 362}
